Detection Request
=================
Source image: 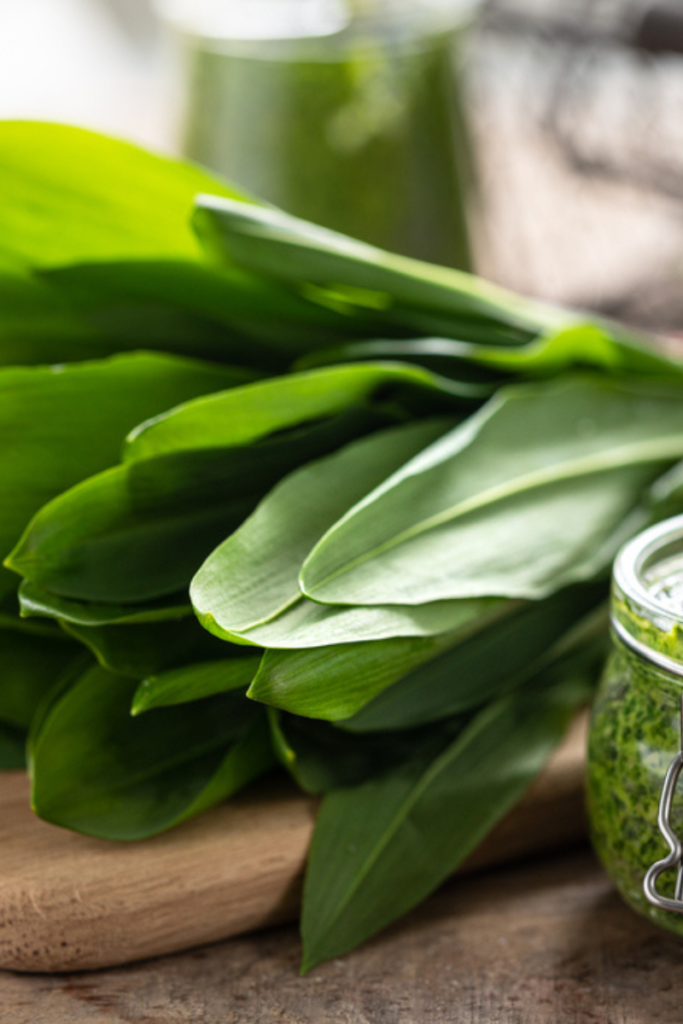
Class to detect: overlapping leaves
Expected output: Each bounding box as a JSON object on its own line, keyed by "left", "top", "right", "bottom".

{"left": 6, "top": 122, "right": 683, "bottom": 977}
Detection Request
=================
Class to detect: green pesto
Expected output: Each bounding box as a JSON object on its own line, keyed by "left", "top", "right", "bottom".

{"left": 612, "top": 593, "right": 683, "bottom": 661}
{"left": 587, "top": 639, "right": 683, "bottom": 935}
{"left": 181, "top": 28, "right": 473, "bottom": 269}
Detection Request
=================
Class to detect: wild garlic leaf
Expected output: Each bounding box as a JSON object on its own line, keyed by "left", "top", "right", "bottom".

{"left": 61, "top": 615, "right": 230, "bottom": 680}
{"left": 0, "top": 352, "right": 240, "bottom": 609}
{"left": 216, "top": 592, "right": 498, "bottom": 651}
{"left": 296, "top": 323, "right": 683, "bottom": 384}
{"left": 191, "top": 419, "right": 454, "bottom": 642}
{"left": 300, "top": 377, "right": 683, "bottom": 606}
{"left": 248, "top": 585, "right": 603, "bottom": 724}
{"left": 268, "top": 709, "right": 458, "bottom": 796}
{"left": 132, "top": 656, "right": 261, "bottom": 715}
{"left": 193, "top": 195, "right": 564, "bottom": 341}
{"left": 248, "top": 603, "right": 509, "bottom": 721}
{"left": 0, "top": 122, "right": 243, "bottom": 268}
{"left": 18, "top": 581, "right": 191, "bottom": 627}
{"left": 124, "top": 362, "right": 474, "bottom": 464}
{"left": 8, "top": 408, "right": 378, "bottom": 604}
{"left": 0, "top": 626, "right": 80, "bottom": 730}
{"left": 300, "top": 650, "right": 599, "bottom": 972}
{"left": 30, "top": 663, "right": 274, "bottom": 840}
{"left": 39, "top": 260, "right": 363, "bottom": 368}
{"left": 341, "top": 582, "right": 606, "bottom": 732}
{"left": 194, "top": 196, "right": 677, "bottom": 386}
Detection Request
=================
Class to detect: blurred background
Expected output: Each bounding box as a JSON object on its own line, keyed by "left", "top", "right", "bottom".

{"left": 4, "top": 0, "right": 683, "bottom": 331}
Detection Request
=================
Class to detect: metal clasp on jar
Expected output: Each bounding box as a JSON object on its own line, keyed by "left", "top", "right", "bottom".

{"left": 644, "top": 693, "right": 683, "bottom": 912}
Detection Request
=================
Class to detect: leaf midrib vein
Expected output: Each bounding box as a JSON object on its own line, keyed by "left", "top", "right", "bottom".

{"left": 306, "top": 435, "right": 683, "bottom": 593}
{"left": 313, "top": 705, "right": 502, "bottom": 941}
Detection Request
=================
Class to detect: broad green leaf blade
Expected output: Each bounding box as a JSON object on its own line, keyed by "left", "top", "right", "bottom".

{"left": 0, "top": 122, "right": 367, "bottom": 368}
{"left": 0, "top": 627, "right": 80, "bottom": 729}
{"left": 300, "top": 655, "right": 598, "bottom": 972}
{"left": 248, "top": 603, "right": 509, "bottom": 721}
{"left": 472, "top": 323, "right": 683, "bottom": 379}
{"left": 223, "top": 592, "right": 497, "bottom": 650}
{"left": 0, "top": 121, "right": 242, "bottom": 268}
{"left": 0, "top": 609, "right": 66, "bottom": 640}
{"left": 193, "top": 195, "right": 564, "bottom": 339}
{"left": 39, "top": 260, "right": 364, "bottom": 367}
{"left": 8, "top": 408, "right": 381, "bottom": 603}
{"left": 0, "top": 262, "right": 95, "bottom": 368}
{"left": 19, "top": 581, "right": 191, "bottom": 627}
{"left": 124, "top": 362, "right": 474, "bottom": 463}
{"left": 133, "top": 656, "right": 261, "bottom": 714}
{"left": 268, "top": 710, "right": 452, "bottom": 796}
{"left": 0, "top": 720, "right": 26, "bottom": 770}
{"left": 300, "top": 377, "right": 683, "bottom": 606}
{"left": 30, "top": 664, "right": 274, "bottom": 840}
{"left": 191, "top": 419, "right": 454, "bottom": 641}
{"left": 61, "top": 615, "right": 230, "bottom": 679}
{"left": 195, "top": 196, "right": 674, "bottom": 379}
{"left": 342, "top": 583, "right": 606, "bottom": 732}
{"left": 297, "top": 323, "right": 682, "bottom": 384}
{"left": 0, "top": 258, "right": 363, "bottom": 371}
{"left": 0, "top": 352, "right": 242, "bottom": 608}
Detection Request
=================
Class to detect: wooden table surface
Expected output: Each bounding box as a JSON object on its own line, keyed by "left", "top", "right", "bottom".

{"left": 3, "top": 845, "right": 683, "bottom": 1023}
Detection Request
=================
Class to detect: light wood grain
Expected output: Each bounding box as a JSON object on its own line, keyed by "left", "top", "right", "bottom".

{"left": 0, "top": 715, "right": 588, "bottom": 974}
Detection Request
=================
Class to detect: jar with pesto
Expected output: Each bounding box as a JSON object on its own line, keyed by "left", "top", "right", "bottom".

{"left": 160, "top": 0, "right": 477, "bottom": 269}
{"left": 588, "top": 515, "right": 683, "bottom": 933}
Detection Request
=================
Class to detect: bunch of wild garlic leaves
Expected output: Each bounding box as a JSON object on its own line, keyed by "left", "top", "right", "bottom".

{"left": 3, "top": 122, "right": 683, "bottom": 972}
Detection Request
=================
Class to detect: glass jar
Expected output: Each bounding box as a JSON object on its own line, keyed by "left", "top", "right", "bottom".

{"left": 159, "top": 0, "right": 478, "bottom": 269}
{"left": 588, "top": 514, "right": 683, "bottom": 934}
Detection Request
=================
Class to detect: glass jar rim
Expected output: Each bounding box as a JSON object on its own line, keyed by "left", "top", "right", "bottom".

{"left": 612, "top": 514, "right": 683, "bottom": 677}
{"left": 157, "top": 0, "right": 478, "bottom": 45}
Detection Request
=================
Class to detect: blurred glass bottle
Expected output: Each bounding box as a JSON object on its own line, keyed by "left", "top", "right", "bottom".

{"left": 159, "top": 0, "right": 478, "bottom": 269}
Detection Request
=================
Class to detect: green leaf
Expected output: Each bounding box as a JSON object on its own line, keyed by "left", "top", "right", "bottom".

{"left": 248, "top": 603, "right": 509, "bottom": 721}
{"left": 0, "top": 720, "right": 26, "bottom": 770}
{"left": 133, "top": 656, "right": 261, "bottom": 714}
{"left": 342, "top": 583, "right": 607, "bottom": 732}
{"left": 0, "top": 627, "right": 80, "bottom": 729}
{"left": 18, "top": 581, "right": 191, "bottom": 627}
{"left": 0, "top": 352, "right": 243, "bottom": 608}
{"left": 297, "top": 323, "right": 682, "bottom": 384}
{"left": 0, "top": 121, "right": 371, "bottom": 369}
{"left": 61, "top": 615, "right": 230, "bottom": 679}
{"left": 219, "top": 593, "right": 497, "bottom": 650}
{"left": 268, "top": 709, "right": 454, "bottom": 796}
{"left": 0, "top": 608, "right": 66, "bottom": 639}
{"left": 0, "top": 258, "right": 363, "bottom": 372}
{"left": 300, "top": 376, "right": 683, "bottom": 606}
{"left": 191, "top": 419, "right": 456, "bottom": 643}
{"left": 195, "top": 197, "right": 683, "bottom": 385}
{"left": 8, "top": 408, "right": 383, "bottom": 604}
{"left": 124, "top": 362, "right": 475, "bottom": 464}
{"left": 38, "top": 260, "right": 364, "bottom": 367}
{"left": 30, "top": 663, "right": 275, "bottom": 840}
{"left": 300, "top": 652, "right": 599, "bottom": 972}
{"left": 0, "top": 262, "right": 94, "bottom": 368}
{"left": 193, "top": 195, "right": 565, "bottom": 340}
{"left": 0, "top": 122, "right": 242, "bottom": 268}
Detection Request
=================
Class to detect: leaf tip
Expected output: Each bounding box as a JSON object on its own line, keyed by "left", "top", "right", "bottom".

{"left": 299, "top": 952, "right": 320, "bottom": 977}
{"left": 130, "top": 681, "right": 152, "bottom": 717}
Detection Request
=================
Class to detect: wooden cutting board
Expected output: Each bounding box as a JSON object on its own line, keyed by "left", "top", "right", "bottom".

{"left": 0, "top": 714, "right": 588, "bottom": 974}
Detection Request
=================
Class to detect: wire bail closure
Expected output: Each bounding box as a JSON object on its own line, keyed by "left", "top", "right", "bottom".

{"left": 644, "top": 694, "right": 683, "bottom": 912}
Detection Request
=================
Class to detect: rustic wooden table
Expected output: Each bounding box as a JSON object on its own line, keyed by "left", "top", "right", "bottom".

{"left": 2, "top": 846, "right": 682, "bottom": 1023}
